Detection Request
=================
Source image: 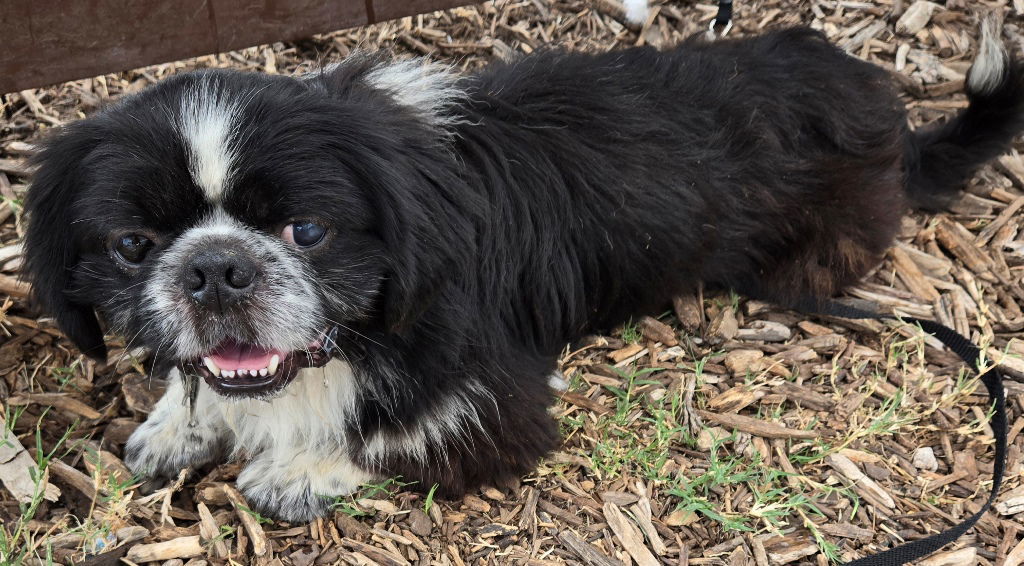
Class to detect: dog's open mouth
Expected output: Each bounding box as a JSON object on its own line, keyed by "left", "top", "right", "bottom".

{"left": 180, "top": 327, "right": 339, "bottom": 396}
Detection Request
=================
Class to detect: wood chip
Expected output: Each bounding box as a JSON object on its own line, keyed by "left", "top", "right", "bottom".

{"left": 707, "top": 308, "right": 739, "bottom": 344}
{"left": 608, "top": 343, "right": 643, "bottom": 363}
{"left": 896, "top": 1, "right": 942, "bottom": 35}
{"left": 197, "top": 502, "right": 229, "bottom": 559}
{"left": 735, "top": 320, "right": 792, "bottom": 342}
{"left": 0, "top": 416, "right": 61, "bottom": 504}
{"left": 673, "top": 295, "right": 703, "bottom": 332}
{"left": 934, "top": 217, "right": 994, "bottom": 279}
{"left": 826, "top": 453, "right": 896, "bottom": 509}
{"left": 8, "top": 392, "right": 103, "bottom": 420}
{"left": 47, "top": 459, "right": 97, "bottom": 500}
{"left": 708, "top": 385, "right": 762, "bottom": 413}
{"left": 763, "top": 535, "right": 818, "bottom": 564}
{"left": 121, "top": 373, "right": 168, "bottom": 414}
{"left": 559, "top": 390, "right": 611, "bottom": 415}
{"left": 556, "top": 529, "right": 624, "bottom": 566}
{"left": 1005, "top": 537, "right": 1024, "bottom": 566}
{"left": 125, "top": 535, "right": 203, "bottom": 562}
{"left": 222, "top": 484, "right": 269, "bottom": 556}
{"left": 890, "top": 246, "right": 941, "bottom": 302}
{"left": 918, "top": 547, "right": 977, "bottom": 566}
{"left": 0, "top": 158, "right": 32, "bottom": 177}
{"left": 602, "top": 502, "right": 659, "bottom": 566}
{"left": 630, "top": 493, "right": 667, "bottom": 555}
{"left": 818, "top": 523, "right": 875, "bottom": 541}
{"left": 638, "top": 316, "right": 677, "bottom": 346}
{"left": 342, "top": 538, "right": 412, "bottom": 566}
{"left": 0, "top": 273, "right": 31, "bottom": 298}
{"left": 995, "top": 486, "right": 1024, "bottom": 516}
{"left": 697, "top": 410, "right": 819, "bottom": 439}
{"left": 976, "top": 195, "right": 1024, "bottom": 246}
{"left": 724, "top": 349, "right": 765, "bottom": 376}
{"left": 773, "top": 382, "right": 834, "bottom": 411}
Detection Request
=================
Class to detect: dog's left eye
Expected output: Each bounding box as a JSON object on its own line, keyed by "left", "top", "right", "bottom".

{"left": 111, "top": 234, "right": 154, "bottom": 266}
{"left": 282, "top": 221, "right": 327, "bottom": 248}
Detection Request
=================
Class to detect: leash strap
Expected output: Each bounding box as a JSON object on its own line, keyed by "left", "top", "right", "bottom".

{"left": 709, "top": 0, "right": 734, "bottom": 37}
{"left": 813, "top": 301, "right": 1007, "bottom": 565}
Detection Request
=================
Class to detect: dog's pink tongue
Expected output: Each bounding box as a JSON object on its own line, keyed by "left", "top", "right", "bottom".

{"left": 209, "top": 340, "right": 283, "bottom": 371}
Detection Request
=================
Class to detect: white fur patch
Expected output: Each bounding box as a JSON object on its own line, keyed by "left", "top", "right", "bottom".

{"left": 124, "top": 369, "right": 228, "bottom": 475}
{"left": 177, "top": 79, "right": 241, "bottom": 202}
{"left": 364, "top": 58, "right": 467, "bottom": 128}
{"left": 967, "top": 14, "right": 1008, "bottom": 97}
{"left": 547, "top": 372, "right": 569, "bottom": 391}
{"left": 363, "top": 380, "right": 496, "bottom": 465}
{"left": 226, "top": 360, "right": 371, "bottom": 521}
{"left": 126, "top": 360, "right": 373, "bottom": 522}
{"left": 623, "top": 0, "right": 649, "bottom": 25}
{"left": 221, "top": 359, "right": 360, "bottom": 457}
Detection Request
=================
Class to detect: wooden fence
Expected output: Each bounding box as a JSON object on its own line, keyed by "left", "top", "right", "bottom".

{"left": 1, "top": 0, "right": 471, "bottom": 94}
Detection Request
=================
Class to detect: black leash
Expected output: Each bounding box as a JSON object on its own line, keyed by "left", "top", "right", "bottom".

{"left": 702, "top": 1, "right": 1004, "bottom": 558}
{"left": 809, "top": 300, "right": 1007, "bottom": 565}
{"left": 709, "top": 0, "right": 734, "bottom": 37}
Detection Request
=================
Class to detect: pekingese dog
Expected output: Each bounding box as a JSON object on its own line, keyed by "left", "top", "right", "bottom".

{"left": 23, "top": 20, "right": 1023, "bottom": 521}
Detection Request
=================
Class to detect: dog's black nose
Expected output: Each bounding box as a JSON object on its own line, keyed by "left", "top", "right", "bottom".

{"left": 184, "top": 250, "right": 258, "bottom": 313}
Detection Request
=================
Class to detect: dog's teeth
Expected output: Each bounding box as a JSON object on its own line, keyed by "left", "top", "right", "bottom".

{"left": 259, "top": 368, "right": 268, "bottom": 376}
{"left": 223, "top": 370, "right": 235, "bottom": 378}
{"left": 269, "top": 355, "right": 280, "bottom": 375}
{"left": 203, "top": 357, "right": 221, "bottom": 377}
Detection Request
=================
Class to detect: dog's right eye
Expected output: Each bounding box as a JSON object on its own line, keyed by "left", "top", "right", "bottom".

{"left": 111, "top": 234, "right": 154, "bottom": 266}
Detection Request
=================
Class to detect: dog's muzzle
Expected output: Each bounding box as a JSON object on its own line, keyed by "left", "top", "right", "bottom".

{"left": 180, "top": 326, "right": 340, "bottom": 396}
{"left": 174, "top": 243, "right": 338, "bottom": 396}
{"left": 183, "top": 246, "right": 259, "bottom": 314}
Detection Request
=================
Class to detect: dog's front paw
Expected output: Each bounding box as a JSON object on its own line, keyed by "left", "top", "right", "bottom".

{"left": 124, "top": 373, "right": 229, "bottom": 480}
{"left": 236, "top": 450, "right": 374, "bottom": 523}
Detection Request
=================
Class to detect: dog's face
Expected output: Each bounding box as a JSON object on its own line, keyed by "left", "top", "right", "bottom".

{"left": 24, "top": 65, "right": 470, "bottom": 397}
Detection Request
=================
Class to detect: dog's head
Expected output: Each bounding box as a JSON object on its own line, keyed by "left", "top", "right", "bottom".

{"left": 23, "top": 62, "right": 472, "bottom": 397}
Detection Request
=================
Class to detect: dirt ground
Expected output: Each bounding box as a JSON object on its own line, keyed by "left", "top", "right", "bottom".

{"left": 1, "top": 0, "right": 1023, "bottom": 564}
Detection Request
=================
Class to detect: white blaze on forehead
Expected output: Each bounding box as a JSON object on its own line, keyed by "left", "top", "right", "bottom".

{"left": 178, "top": 79, "right": 241, "bottom": 202}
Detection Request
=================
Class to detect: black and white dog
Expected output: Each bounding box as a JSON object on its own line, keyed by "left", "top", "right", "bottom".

{"left": 23, "top": 20, "right": 1024, "bottom": 521}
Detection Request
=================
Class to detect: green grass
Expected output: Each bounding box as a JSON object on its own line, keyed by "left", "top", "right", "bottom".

{"left": 620, "top": 319, "right": 642, "bottom": 344}
{"left": 50, "top": 360, "right": 83, "bottom": 393}
{"left": 423, "top": 483, "right": 440, "bottom": 514}
{"left": 584, "top": 366, "right": 680, "bottom": 479}
{"left": 557, "top": 345, "right": 918, "bottom": 560}
{"left": 237, "top": 504, "right": 273, "bottom": 525}
{"left": 0, "top": 402, "right": 145, "bottom": 565}
{"left": 330, "top": 477, "right": 414, "bottom": 517}
{"left": 0, "top": 409, "right": 76, "bottom": 565}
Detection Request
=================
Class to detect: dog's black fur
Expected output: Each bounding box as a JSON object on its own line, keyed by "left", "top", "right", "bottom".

{"left": 23, "top": 27, "right": 1024, "bottom": 516}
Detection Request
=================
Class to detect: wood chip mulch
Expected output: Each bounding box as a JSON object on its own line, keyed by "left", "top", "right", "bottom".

{"left": 1, "top": 1, "right": 1023, "bottom": 565}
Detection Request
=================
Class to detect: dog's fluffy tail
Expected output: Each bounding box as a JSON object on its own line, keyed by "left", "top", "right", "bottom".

{"left": 906, "top": 14, "right": 1024, "bottom": 209}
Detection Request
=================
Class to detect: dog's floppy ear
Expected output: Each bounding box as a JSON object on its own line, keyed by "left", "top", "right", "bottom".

{"left": 356, "top": 141, "right": 478, "bottom": 335}
{"left": 23, "top": 126, "right": 108, "bottom": 360}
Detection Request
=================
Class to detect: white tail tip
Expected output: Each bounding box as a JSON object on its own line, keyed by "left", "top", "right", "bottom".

{"left": 967, "top": 13, "right": 1008, "bottom": 96}
{"left": 623, "top": 0, "right": 649, "bottom": 25}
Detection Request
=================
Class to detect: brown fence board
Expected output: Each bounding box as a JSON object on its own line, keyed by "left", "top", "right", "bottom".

{"left": 1, "top": 0, "right": 471, "bottom": 94}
